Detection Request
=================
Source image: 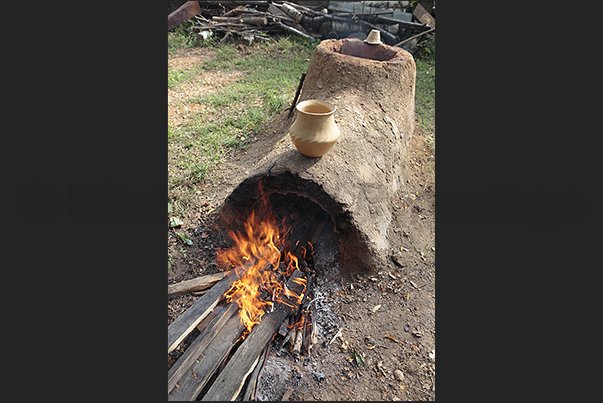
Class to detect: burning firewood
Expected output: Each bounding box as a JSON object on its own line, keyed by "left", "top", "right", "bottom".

{"left": 169, "top": 182, "right": 325, "bottom": 400}
{"left": 168, "top": 252, "right": 266, "bottom": 354}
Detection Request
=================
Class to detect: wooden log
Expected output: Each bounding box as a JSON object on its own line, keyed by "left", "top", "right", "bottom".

{"left": 212, "top": 16, "right": 242, "bottom": 22}
{"left": 282, "top": 1, "right": 324, "bottom": 17}
{"left": 279, "top": 2, "right": 304, "bottom": 22}
{"left": 201, "top": 269, "right": 307, "bottom": 401}
{"left": 242, "top": 16, "right": 268, "bottom": 25}
{"left": 212, "top": 15, "right": 267, "bottom": 25}
{"left": 168, "top": 303, "right": 238, "bottom": 393}
{"left": 168, "top": 271, "right": 229, "bottom": 297}
{"left": 267, "top": 3, "right": 295, "bottom": 22}
{"left": 193, "top": 23, "right": 249, "bottom": 30}
{"left": 168, "top": 256, "right": 258, "bottom": 353}
{"left": 275, "top": 21, "right": 315, "bottom": 40}
{"left": 167, "top": 306, "right": 245, "bottom": 401}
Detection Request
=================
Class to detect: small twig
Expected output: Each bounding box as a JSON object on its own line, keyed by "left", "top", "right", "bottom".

{"left": 252, "top": 337, "right": 273, "bottom": 400}
{"left": 281, "top": 387, "right": 294, "bottom": 401}
{"left": 242, "top": 338, "right": 271, "bottom": 401}
{"left": 328, "top": 327, "right": 343, "bottom": 345}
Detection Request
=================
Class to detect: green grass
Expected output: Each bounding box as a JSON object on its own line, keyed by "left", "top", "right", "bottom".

{"left": 168, "top": 65, "right": 205, "bottom": 89}
{"left": 168, "top": 24, "right": 213, "bottom": 53}
{"left": 168, "top": 31, "right": 188, "bottom": 51}
{"left": 414, "top": 42, "right": 436, "bottom": 154}
{"left": 168, "top": 35, "right": 317, "bottom": 196}
{"left": 413, "top": 38, "right": 435, "bottom": 188}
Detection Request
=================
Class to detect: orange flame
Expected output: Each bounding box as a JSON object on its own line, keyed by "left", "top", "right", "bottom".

{"left": 216, "top": 182, "right": 306, "bottom": 335}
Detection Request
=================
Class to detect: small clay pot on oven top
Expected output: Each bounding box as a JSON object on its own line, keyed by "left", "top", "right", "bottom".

{"left": 289, "top": 99, "right": 340, "bottom": 158}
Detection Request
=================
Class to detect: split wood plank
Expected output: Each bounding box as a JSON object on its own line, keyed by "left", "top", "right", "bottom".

{"left": 168, "top": 303, "right": 238, "bottom": 393}
{"left": 413, "top": 3, "right": 436, "bottom": 29}
{"left": 168, "top": 307, "right": 245, "bottom": 401}
{"left": 168, "top": 1, "right": 202, "bottom": 31}
{"left": 168, "top": 256, "right": 258, "bottom": 354}
{"left": 168, "top": 271, "right": 229, "bottom": 297}
{"left": 201, "top": 269, "right": 307, "bottom": 401}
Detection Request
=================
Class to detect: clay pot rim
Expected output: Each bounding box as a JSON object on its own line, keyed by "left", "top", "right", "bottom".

{"left": 296, "top": 99, "right": 337, "bottom": 116}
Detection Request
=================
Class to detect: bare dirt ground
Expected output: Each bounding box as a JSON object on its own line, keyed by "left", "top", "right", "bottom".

{"left": 168, "top": 47, "right": 245, "bottom": 129}
{"left": 168, "top": 48, "right": 435, "bottom": 401}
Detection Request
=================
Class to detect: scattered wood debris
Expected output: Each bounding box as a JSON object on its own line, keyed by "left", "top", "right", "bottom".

{"left": 168, "top": 1, "right": 435, "bottom": 48}
{"left": 384, "top": 333, "right": 400, "bottom": 343}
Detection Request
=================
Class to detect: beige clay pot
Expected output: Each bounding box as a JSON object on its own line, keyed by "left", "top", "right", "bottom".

{"left": 289, "top": 100, "right": 340, "bottom": 158}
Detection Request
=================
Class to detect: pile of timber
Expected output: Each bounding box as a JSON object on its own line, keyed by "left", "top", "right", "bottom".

{"left": 169, "top": 1, "right": 435, "bottom": 47}
{"left": 167, "top": 238, "right": 322, "bottom": 401}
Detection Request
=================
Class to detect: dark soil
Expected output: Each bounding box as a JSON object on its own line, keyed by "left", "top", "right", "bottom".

{"left": 168, "top": 50, "right": 435, "bottom": 401}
